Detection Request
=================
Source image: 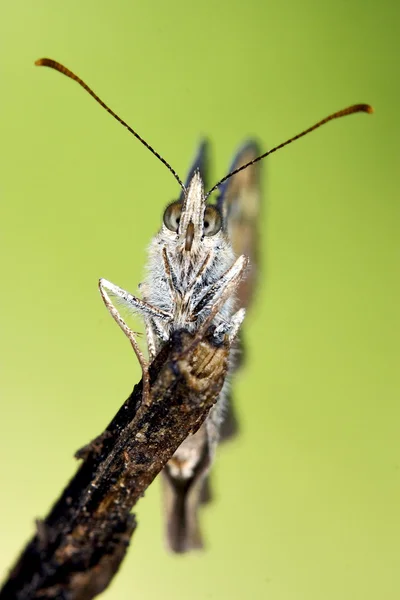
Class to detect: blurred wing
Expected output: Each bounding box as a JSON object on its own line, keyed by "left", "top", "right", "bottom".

{"left": 217, "top": 142, "right": 262, "bottom": 444}
{"left": 179, "top": 140, "right": 209, "bottom": 201}
{"left": 217, "top": 141, "right": 262, "bottom": 311}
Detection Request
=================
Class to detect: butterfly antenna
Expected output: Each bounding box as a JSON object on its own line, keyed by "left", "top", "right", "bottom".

{"left": 35, "top": 58, "right": 185, "bottom": 192}
{"left": 206, "top": 103, "right": 373, "bottom": 198}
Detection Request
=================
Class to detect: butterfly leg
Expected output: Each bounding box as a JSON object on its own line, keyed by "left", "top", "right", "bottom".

{"left": 193, "top": 255, "right": 248, "bottom": 320}
{"left": 99, "top": 278, "right": 171, "bottom": 406}
{"left": 213, "top": 308, "right": 246, "bottom": 343}
{"left": 144, "top": 318, "right": 157, "bottom": 361}
{"left": 184, "top": 255, "right": 249, "bottom": 355}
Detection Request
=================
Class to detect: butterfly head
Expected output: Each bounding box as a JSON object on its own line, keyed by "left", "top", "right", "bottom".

{"left": 162, "top": 171, "right": 222, "bottom": 256}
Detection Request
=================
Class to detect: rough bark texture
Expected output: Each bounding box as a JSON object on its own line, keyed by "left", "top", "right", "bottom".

{"left": 0, "top": 329, "right": 228, "bottom": 600}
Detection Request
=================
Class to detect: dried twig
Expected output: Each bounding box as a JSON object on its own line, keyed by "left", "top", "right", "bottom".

{"left": 0, "top": 329, "right": 229, "bottom": 600}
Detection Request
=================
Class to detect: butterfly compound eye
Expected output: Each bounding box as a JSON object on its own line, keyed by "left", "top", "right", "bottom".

{"left": 163, "top": 202, "right": 182, "bottom": 232}
{"left": 203, "top": 206, "right": 222, "bottom": 236}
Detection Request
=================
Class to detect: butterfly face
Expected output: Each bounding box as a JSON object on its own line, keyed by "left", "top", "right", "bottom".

{"left": 163, "top": 180, "right": 223, "bottom": 256}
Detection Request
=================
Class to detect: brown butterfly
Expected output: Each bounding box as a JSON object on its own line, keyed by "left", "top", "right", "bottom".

{"left": 35, "top": 57, "right": 372, "bottom": 553}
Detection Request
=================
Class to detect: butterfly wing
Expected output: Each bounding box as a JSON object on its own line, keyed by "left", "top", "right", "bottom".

{"left": 217, "top": 141, "right": 262, "bottom": 312}
{"left": 217, "top": 142, "right": 262, "bottom": 442}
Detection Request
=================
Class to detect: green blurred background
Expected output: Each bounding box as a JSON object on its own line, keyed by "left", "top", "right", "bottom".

{"left": 0, "top": 1, "right": 399, "bottom": 598}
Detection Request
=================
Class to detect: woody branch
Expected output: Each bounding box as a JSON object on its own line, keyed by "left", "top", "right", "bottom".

{"left": 0, "top": 330, "right": 228, "bottom": 600}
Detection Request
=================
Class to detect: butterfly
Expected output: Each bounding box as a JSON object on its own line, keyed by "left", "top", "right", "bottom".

{"left": 35, "top": 57, "right": 372, "bottom": 553}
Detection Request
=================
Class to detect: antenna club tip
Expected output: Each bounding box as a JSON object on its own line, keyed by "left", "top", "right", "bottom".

{"left": 350, "top": 103, "right": 374, "bottom": 115}
{"left": 35, "top": 58, "right": 54, "bottom": 68}
{"left": 356, "top": 103, "right": 373, "bottom": 114}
